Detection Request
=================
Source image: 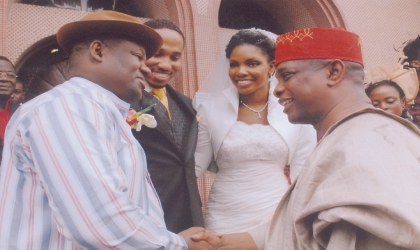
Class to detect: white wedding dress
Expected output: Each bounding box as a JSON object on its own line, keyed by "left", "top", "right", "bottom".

{"left": 204, "top": 121, "right": 290, "bottom": 233}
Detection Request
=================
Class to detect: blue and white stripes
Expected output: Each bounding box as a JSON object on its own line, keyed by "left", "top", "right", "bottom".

{"left": 0, "top": 77, "right": 187, "bottom": 250}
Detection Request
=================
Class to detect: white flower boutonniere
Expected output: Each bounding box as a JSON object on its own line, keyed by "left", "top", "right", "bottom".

{"left": 126, "top": 104, "right": 157, "bottom": 131}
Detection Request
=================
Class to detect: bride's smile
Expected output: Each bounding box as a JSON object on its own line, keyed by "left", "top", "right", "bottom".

{"left": 228, "top": 44, "right": 274, "bottom": 96}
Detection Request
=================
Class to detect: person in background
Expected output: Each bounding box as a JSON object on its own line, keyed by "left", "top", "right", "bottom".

{"left": 0, "top": 56, "right": 16, "bottom": 162}
{"left": 364, "top": 59, "right": 419, "bottom": 126}
{"left": 11, "top": 79, "right": 26, "bottom": 104}
{"left": 131, "top": 19, "right": 204, "bottom": 233}
{"left": 404, "top": 35, "right": 420, "bottom": 81}
{"left": 9, "top": 79, "right": 27, "bottom": 115}
{"left": 403, "top": 35, "right": 420, "bottom": 125}
{"left": 366, "top": 80, "right": 416, "bottom": 123}
{"left": 0, "top": 11, "right": 219, "bottom": 250}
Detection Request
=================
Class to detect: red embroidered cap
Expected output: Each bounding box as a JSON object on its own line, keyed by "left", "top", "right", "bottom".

{"left": 275, "top": 27, "right": 363, "bottom": 67}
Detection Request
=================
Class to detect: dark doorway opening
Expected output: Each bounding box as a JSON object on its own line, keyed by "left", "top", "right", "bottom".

{"left": 218, "top": 0, "right": 283, "bottom": 34}
{"left": 19, "top": 0, "right": 151, "bottom": 17}
{"left": 16, "top": 36, "right": 69, "bottom": 102}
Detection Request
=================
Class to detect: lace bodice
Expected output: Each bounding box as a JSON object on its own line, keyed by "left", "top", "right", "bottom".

{"left": 216, "top": 121, "right": 288, "bottom": 169}
{"left": 205, "top": 121, "right": 290, "bottom": 233}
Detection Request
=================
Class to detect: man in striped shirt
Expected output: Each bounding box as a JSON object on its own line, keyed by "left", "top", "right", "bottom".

{"left": 0, "top": 11, "right": 218, "bottom": 250}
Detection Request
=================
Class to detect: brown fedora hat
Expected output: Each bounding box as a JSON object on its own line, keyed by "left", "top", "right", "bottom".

{"left": 56, "top": 11, "right": 162, "bottom": 59}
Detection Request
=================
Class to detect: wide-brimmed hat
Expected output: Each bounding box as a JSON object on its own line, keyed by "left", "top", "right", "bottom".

{"left": 275, "top": 27, "right": 363, "bottom": 67}
{"left": 56, "top": 11, "right": 162, "bottom": 59}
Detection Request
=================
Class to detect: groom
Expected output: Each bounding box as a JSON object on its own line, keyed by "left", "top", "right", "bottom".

{"left": 131, "top": 19, "right": 204, "bottom": 233}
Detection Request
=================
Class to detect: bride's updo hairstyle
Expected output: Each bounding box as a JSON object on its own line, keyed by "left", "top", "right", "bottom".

{"left": 225, "top": 29, "right": 276, "bottom": 61}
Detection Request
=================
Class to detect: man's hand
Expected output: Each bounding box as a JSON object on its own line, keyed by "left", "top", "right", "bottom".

{"left": 192, "top": 232, "right": 257, "bottom": 250}
{"left": 190, "top": 229, "right": 223, "bottom": 249}
{"left": 179, "top": 227, "right": 221, "bottom": 249}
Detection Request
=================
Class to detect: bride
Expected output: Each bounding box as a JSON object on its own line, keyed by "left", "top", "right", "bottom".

{"left": 194, "top": 29, "right": 317, "bottom": 248}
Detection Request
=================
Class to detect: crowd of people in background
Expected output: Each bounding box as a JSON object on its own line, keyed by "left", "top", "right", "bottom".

{"left": 0, "top": 10, "right": 420, "bottom": 250}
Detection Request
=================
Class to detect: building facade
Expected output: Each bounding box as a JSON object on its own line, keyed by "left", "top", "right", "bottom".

{"left": 1, "top": 0, "right": 420, "bottom": 208}
{"left": 2, "top": 0, "right": 419, "bottom": 97}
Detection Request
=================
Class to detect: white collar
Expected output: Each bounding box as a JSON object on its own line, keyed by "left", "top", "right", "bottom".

{"left": 69, "top": 77, "right": 130, "bottom": 113}
{"left": 144, "top": 81, "right": 166, "bottom": 93}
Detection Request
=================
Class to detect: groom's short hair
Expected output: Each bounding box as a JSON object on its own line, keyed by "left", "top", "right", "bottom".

{"left": 144, "top": 19, "right": 185, "bottom": 44}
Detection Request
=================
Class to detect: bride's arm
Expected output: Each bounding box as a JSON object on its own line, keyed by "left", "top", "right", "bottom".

{"left": 195, "top": 107, "right": 215, "bottom": 177}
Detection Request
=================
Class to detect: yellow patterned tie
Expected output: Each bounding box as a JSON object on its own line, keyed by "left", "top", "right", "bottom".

{"left": 151, "top": 88, "right": 171, "bottom": 119}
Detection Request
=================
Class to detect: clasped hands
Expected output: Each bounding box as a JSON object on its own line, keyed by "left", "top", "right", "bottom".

{"left": 179, "top": 227, "right": 222, "bottom": 250}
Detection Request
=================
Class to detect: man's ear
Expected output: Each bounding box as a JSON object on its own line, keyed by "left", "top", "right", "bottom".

{"left": 326, "top": 59, "right": 345, "bottom": 87}
{"left": 89, "top": 40, "right": 105, "bottom": 62}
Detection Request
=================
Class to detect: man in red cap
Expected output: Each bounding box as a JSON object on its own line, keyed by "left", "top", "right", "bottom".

{"left": 193, "top": 27, "right": 420, "bottom": 250}
{"left": 266, "top": 27, "right": 420, "bottom": 249}
{"left": 0, "top": 11, "right": 219, "bottom": 250}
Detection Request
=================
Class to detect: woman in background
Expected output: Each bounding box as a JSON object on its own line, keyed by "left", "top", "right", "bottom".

{"left": 194, "top": 29, "right": 316, "bottom": 248}
{"left": 366, "top": 80, "right": 415, "bottom": 123}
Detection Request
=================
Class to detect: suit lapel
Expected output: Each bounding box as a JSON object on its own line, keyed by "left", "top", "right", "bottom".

{"left": 135, "top": 90, "right": 179, "bottom": 149}
{"left": 166, "top": 86, "right": 197, "bottom": 160}
{"left": 166, "top": 85, "right": 196, "bottom": 117}
{"left": 134, "top": 87, "right": 197, "bottom": 158}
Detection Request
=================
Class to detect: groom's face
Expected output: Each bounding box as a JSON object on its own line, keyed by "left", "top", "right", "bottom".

{"left": 145, "top": 28, "right": 184, "bottom": 89}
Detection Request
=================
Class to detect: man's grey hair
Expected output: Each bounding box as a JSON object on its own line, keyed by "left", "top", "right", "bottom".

{"left": 308, "top": 59, "right": 364, "bottom": 84}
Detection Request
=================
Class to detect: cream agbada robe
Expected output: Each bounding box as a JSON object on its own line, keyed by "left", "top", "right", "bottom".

{"left": 265, "top": 108, "right": 420, "bottom": 250}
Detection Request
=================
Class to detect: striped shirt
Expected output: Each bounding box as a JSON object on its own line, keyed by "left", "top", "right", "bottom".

{"left": 0, "top": 77, "right": 187, "bottom": 250}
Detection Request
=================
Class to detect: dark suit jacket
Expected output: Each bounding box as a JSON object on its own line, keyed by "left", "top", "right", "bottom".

{"left": 131, "top": 85, "right": 204, "bottom": 233}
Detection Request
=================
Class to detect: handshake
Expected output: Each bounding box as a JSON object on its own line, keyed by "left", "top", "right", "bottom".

{"left": 179, "top": 227, "right": 257, "bottom": 250}
{"left": 179, "top": 227, "right": 222, "bottom": 250}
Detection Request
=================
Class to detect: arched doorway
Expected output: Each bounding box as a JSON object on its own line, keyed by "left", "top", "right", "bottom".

{"left": 18, "top": 0, "right": 154, "bottom": 17}
{"left": 219, "top": 0, "right": 284, "bottom": 34}
{"left": 218, "top": 0, "right": 345, "bottom": 34}
{"left": 15, "top": 35, "right": 68, "bottom": 102}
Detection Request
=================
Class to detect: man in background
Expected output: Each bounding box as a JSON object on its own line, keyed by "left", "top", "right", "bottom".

{"left": 403, "top": 35, "right": 420, "bottom": 125}
{"left": 131, "top": 19, "right": 204, "bottom": 233}
{"left": 9, "top": 79, "right": 26, "bottom": 115}
{"left": 11, "top": 79, "right": 26, "bottom": 104}
{"left": 0, "top": 56, "right": 16, "bottom": 161}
